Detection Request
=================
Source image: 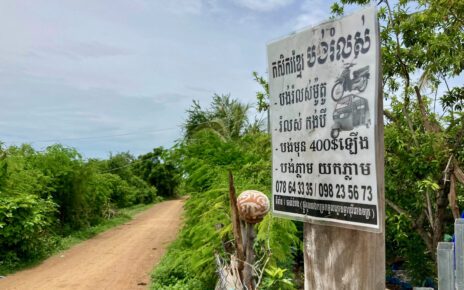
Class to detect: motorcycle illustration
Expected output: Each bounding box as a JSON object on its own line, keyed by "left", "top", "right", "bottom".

{"left": 331, "top": 94, "right": 370, "bottom": 139}
{"left": 331, "top": 63, "right": 370, "bottom": 101}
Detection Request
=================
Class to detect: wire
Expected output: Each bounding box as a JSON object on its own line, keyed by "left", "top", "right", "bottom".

{"left": 2, "top": 113, "right": 261, "bottom": 145}
{"left": 2, "top": 117, "right": 250, "bottom": 145}
{"left": 3, "top": 151, "right": 148, "bottom": 173}
{"left": 6, "top": 127, "right": 179, "bottom": 144}
{"left": 99, "top": 160, "right": 144, "bottom": 173}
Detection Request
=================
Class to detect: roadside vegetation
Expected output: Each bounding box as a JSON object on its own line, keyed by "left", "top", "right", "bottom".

{"left": 152, "top": 0, "right": 464, "bottom": 288}
{"left": 1, "top": 0, "right": 463, "bottom": 288}
{"left": 151, "top": 94, "right": 301, "bottom": 289}
{"left": 333, "top": 0, "right": 464, "bottom": 283}
{"left": 0, "top": 145, "right": 178, "bottom": 275}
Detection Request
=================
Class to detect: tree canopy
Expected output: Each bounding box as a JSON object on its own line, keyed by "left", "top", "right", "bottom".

{"left": 331, "top": 0, "right": 464, "bottom": 282}
{"left": 0, "top": 144, "right": 159, "bottom": 273}
{"left": 133, "top": 147, "right": 180, "bottom": 198}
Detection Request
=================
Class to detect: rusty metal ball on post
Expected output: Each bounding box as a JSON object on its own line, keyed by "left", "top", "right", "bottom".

{"left": 236, "top": 190, "right": 270, "bottom": 224}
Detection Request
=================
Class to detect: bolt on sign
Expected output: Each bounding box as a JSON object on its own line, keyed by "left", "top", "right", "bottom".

{"left": 268, "top": 6, "right": 382, "bottom": 232}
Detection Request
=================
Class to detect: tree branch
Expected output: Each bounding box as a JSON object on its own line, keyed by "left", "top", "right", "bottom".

{"left": 228, "top": 171, "right": 245, "bottom": 277}
{"left": 386, "top": 198, "right": 433, "bottom": 253}
{"left": 414, "top": 85, "right": 440, "bottom": 133}
{"left": 386, "top": 198, "right": 410, "bottom": 217}
{"left": 453, "top": 158, "right": 464, "bottom": 184}
{"left": 416, "top": 210, "right": 433, "bottom": 253}
{"left": 384, "top": 0, "right": 418, "bottom": 144}
{"left": 448, "top": 174, "right": 460, "bottom": 219}
{"left": 425, "top": 191, "right": 434, "bottom": 230}
{"left": 443, "top": 155, "right": 454, "bottom": 183}
{"left": 383, "top": 109, "right": 396, "bottom": 122}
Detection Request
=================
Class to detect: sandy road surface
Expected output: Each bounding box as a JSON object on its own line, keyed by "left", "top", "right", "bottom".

{"left": 0, "top": 199, "right": 184, "bottom": 290}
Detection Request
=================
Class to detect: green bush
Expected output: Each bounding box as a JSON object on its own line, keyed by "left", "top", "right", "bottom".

{"left": 152, "top": 127, "right": 300, "bottom": 288}
{"left": 0, "top": 194, "right": 57, "bottom": 268}
{"left": 0, "top": 143, "right": 160, "bottom": 272}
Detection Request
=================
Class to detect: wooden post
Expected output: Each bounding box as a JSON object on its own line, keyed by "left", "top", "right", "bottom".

{"left": 228, "top": 171, "right": 245, "bottom": 277}
{"left": 242, "top": 223, "right": 256, "bottom": 290}
{"left": 303, "top": 224, "right": 385, "bottom": 289}
{"left": 303, "top": 39, "right": 385, "bottom": 289}
{"left": 235, "top": 189, "right": 270, "bottom": 290}
{"left": 303, "top": 133, "right": 386, "bottom": 289}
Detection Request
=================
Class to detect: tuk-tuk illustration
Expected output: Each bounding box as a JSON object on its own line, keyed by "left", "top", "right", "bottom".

{"left": 331, "top": 94, "right": 370, "bottom": 139}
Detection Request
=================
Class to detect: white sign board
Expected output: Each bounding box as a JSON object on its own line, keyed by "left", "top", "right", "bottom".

{"left": 268, "top": 6, "right": 381, "bottom": 231}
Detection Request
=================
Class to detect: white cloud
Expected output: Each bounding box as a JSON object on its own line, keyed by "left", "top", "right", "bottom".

{"left": 233, "top": 0, "right": 293, "bottom": 12}
{"left": 163, "top": 0, "right": 204, "bottom": 15}
{"left": 294, "top": 9, "right": 327, "bottom": 30}
{"left": 293, "top": 0, "right": 328, "bottom": 30}
{"left": 0, "top": 0, "right": 297, "bottom": 157}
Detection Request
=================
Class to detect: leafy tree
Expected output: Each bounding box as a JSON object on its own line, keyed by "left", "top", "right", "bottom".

{"left": 184, "top": 100, "right": 211, "bottom": 141}
{"left": 134, "top": 147, "right": 179, "bottom": 197}
{"left": 329, "top": 0, "right": 464, "bottom": 282}
{"left": 0, "top": 194, "right": 57, "bottom": 268}
{"left": 0, "top": 145, "right": 58, "bottom": 268}
{"left": 31, "top": 145, "right": 93, "bottom": 230}
{"left": 184, "top": 94, "right": 251, "bottom": 141}
{"left": 106, "top": 152, "right": 136, "bottom": 181}
{"left": 152, "top": 97, "right": 300, "bottom": 289}
{"left": 253, "top": 71, "right": 270, "bottom": 113}
{"left": 0, "top": 142, "right": 160, "bottom": 271}
{"left": 208, "top": 94, "right": 250, "bottom": 140}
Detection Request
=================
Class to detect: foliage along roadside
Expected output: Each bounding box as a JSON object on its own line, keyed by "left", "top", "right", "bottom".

{"left": 153, "top": 0, "right": 464, "bottom": 284}
{"left": 0, "top": 144, "right": 168, "bottom": 275}
{"left": 151, "top": 95, "right": 302, "bottom": 289}
{"left": 254, "top": 0, "right": 464, "bottom": 284}
{"left": 329, "top": 0, "right": 464, "bottom": 284}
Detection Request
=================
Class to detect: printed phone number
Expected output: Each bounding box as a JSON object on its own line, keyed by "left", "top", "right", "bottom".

{"left": 275, "top": 180, "right": 373, "bottom": 201}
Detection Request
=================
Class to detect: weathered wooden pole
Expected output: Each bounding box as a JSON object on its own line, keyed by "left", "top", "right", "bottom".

{"left": 304, "top": 224, "right": 385, "bottom": 289}
{"left": 304, "top": 38, "right": 385, "bottom": 288}
{"left": 267, "top": 6, "right": 384, "bottom": 290}
{"left": 225, "top": 175, "right": 271, "bottom": 290}
{"left": 303, "top": 129, "right": 385, "bottom": 289}
{"left": 237, "top": 190, "right": 270, "bottom": 290}
{"left": 228, "top": 171, "right": 245, "bottom": 277}
{"left": 242, "top": 223, "right": 256, "bottom": 289}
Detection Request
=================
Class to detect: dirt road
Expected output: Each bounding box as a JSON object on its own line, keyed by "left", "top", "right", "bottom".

{"left": 0, "top": 199, "right": 184, "bottom": 290}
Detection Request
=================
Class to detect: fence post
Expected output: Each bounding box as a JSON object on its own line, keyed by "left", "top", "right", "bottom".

{"left": 456, "top": 219, "right": 464, "bottom": 290}
{"left": 438, "top": 242, "right": 455, "bottom": 290}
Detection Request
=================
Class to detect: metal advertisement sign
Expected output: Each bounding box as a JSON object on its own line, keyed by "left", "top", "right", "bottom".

{"left": 268, "top": 6, "right": 381, "bottom": 231}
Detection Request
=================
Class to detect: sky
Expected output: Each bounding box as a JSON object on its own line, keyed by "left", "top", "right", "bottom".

{"left": 0, "top": 0, "right": 342, "bottom": 159}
